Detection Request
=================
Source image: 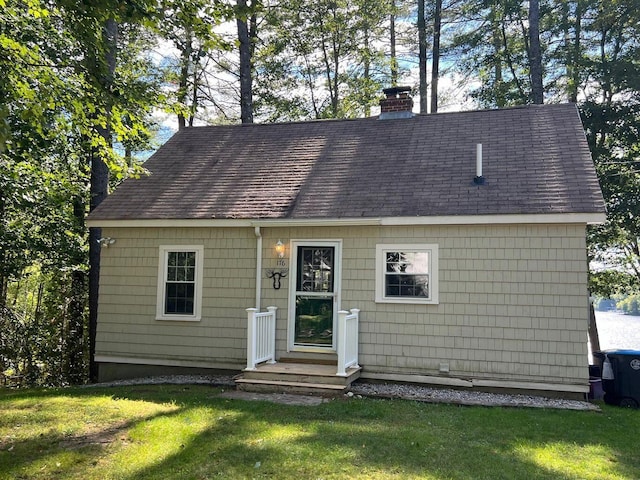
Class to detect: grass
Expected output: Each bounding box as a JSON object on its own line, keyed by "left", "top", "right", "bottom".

{"left": 0, "top": 385, "right": 639, "bottom": 480}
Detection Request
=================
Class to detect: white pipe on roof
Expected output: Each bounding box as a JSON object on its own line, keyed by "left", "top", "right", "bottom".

{"left": 476, "top": 143, "right": 483, "bottom": 178}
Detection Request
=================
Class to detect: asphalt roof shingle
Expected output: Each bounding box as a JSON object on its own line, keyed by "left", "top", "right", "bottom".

{"left": 89, "top": 103, "right": 605, "bottom": 221}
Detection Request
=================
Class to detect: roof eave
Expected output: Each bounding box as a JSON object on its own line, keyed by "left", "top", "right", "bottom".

{"left": 86, "top": 212, "right": 606, "bottom": 229}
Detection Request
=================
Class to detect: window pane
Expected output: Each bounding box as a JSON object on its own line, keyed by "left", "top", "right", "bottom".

{"left": 294, "top": 296, "right": 333, "bottom": 345}
{"left": 386, "top": 251, "right": 429, "bottom": 274}
{"left": 166, "top": 251, "right": 197, "bottom": 283}
{"left": 167, "top": 266, "right": 177, "bottom": 281}
{"left": 297, "top": 247, "right": 334, "bottom": 292}
{"left": 165, "top": 281, "right": 195, "bottom": 314}
{"left": 384, "top": 250, "right": 430, "bottom": 299}
{"left": 184, "top": 265, "right": 195, "bottom": 282}
{"left": 385, "top": 274, "right": 429, "bottom": 298}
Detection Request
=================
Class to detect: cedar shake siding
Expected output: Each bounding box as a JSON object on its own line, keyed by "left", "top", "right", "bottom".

{"left": 96, "top": 224, "right": 591, "bottom": 390}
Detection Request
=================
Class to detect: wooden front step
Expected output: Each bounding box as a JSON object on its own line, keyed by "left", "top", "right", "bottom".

{"left": 235, "top": 362, "right": 361, "bottom": 396}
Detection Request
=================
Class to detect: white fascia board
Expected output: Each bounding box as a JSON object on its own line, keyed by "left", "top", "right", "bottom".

{"left": 86, "top": 218, "right": 255, "bottom": 228}
{"left": 87, "top": 218, "right": 383, "bottom": 228}
{"left": 381, "top": 212, "right": 606, "bottom": 226}
{"left": 253, "top": 218, "right": 381, "bottom": 227}
{"left": 87, "top": 212, "right": 605, "bottom": 229}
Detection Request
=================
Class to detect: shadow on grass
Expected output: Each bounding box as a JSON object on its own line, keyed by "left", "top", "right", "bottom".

{"left": 110, "top": 389, "right": 640, "bottom": 480}
{"left": 0, "top": 385, "right": 191, "bottom": 479}
{"left": 139, "top": 400, "right": 639, "bottom": 480}
{"left": 1, "top": 386, "right": 639, "bottom": 480}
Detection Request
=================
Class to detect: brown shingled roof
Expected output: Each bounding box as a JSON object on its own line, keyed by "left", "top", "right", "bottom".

{"left": 88, "top": 104, "right": 605, "bottom": 221}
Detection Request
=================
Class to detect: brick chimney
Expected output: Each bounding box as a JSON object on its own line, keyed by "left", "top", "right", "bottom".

{"left": 379, "top": 86, "right": 414, "bottom": 120}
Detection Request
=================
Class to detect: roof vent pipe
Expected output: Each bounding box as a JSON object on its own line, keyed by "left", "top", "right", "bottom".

{"left": 474, "top": 143, "right": 485, "bottom": 185}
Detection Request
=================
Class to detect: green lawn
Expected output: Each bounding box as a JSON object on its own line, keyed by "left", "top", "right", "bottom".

{"left": 0, "top": 384, "right": 638, "bottom": 480}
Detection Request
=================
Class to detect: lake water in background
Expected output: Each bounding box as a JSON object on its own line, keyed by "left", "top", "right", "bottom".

{"left": 595, "top": 310, "right": 640, "bottom": 351}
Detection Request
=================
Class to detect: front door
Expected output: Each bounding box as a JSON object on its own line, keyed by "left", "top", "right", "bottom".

{"left": 289, "top": 241, "right": 341, "bottom": 351}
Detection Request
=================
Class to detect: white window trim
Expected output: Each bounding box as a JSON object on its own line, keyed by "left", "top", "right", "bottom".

{"left": 375, "top": 244, "right": 439, "bottom": 304}
{"left": 156, "top": 245, "right": 204, "bottom": 321}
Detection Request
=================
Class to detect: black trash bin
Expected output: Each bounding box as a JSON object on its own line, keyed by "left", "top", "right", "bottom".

{"left": 594, "top": 350, "right": 640, "bottom": 408}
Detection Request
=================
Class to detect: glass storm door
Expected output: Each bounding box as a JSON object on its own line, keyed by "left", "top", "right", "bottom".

{"left": 291, "top": 244, "right": 338, "bottom": 349}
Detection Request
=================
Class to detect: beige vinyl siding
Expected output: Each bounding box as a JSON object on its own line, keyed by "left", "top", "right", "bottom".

{"left": 96, "top": 227, "right": 255, "bottom": 368}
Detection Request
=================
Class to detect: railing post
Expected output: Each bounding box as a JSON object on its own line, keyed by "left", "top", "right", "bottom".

{"left": 350, "top": 308, "right": 360, "bottom": 369}
{"left": 337, "top": 310, "right": 348, "bottom": 376}
{"left": 246, "top": 308, "right": 257, "bottom": 370}
{"left": 267, "top": 306, "right": 277, "bottom": 364}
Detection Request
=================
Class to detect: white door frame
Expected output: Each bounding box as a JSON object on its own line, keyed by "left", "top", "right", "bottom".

{"left": 287, "top": 239, "right": 342, "bottom": 353}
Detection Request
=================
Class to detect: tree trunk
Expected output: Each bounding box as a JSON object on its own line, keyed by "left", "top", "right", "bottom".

{"left": 563, "top": 1, "right": 581, "bottom": 103}
{"left": 178, "top": 26, "right": 193, "bottom": 130}
{"left": 363, "top": 26, "right": 371, "bottom": 117}
{"left": 501, "top": 20, "right": 526, "bottom": 101}
{"left": 588, "top": 302, "right": 601, "bottom": 355}
{"left": 489, "top": 5, "right": 505, "bottom": 108}
{"left": 67, "top": 194, "right": 88, "bottom": 384}
{"left": 0, "top": 191, "right": 6, "bottom": 307}
{"left": 417, "top": 0, "right": 428, "bottom": 113}
{"left": 528, "top": 0, "right": 543, "bottom": 104}
{"left": 430, "top": 0, "right": 442, "bottom": 113}
{"left": 88, "top": 17, "right": 117, "bottom": 383}
{"left": 390, "top": 0, "right": 398, "bottom": 86}
{"left": 189, "top": 51, "right": 199, "bottom": 128}
{"left": 237, "top": 0, "right": 254, "bottom": 124}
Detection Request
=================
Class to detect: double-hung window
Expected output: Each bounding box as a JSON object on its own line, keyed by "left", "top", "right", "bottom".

{"left": 375, "top": 244, "right": 439, "bottom": 304}
{"left": 156, "top": 245, "right": 204, "bottom": 321}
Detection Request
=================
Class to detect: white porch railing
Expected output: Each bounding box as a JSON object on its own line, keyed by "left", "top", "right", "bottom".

{"left": 337, "top": 308, "right": 360, "bottom": 376}
{"left": 246, "top": 306, "right": 277, "bottom": 370}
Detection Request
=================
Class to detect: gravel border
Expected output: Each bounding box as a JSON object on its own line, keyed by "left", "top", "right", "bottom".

{"left": 86, "top": 374, "right": 599, "bottom": 411}
{"left": 349, "top": 382, "right": 599, "bottom": 411}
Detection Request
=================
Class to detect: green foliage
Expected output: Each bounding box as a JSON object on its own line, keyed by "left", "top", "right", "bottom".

{"left": 1, "top": 0, "right": 172, "bottom": 385}
{"left": 448, "top": 1, "right": 640, "bottom": 294}
{"left": 2, "top": 267, "right": 89, "bottom": 386}
{"left": 589, "top": 269, "right": 638, "bottom": 299}
{"left": 617, "top": 293, "right": 640, "bottom": 316}
{"left": 579, "top": 0, "right": 640, "bottom": 295}
{"left": 594, "top": 292, "right": 640, "bottom": 315}
{"left": 152, "top": 0, "right": 231, "bottom": 127}
{"left": 255, "top": 0, "right": 397, "bottom": 120}
{"left": 450, "top": 0, "right": 532, "bottom": 107}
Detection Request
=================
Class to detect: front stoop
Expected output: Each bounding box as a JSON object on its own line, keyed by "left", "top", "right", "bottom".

{"left": 235, "top": 362, "right": 361, "bottom": 396}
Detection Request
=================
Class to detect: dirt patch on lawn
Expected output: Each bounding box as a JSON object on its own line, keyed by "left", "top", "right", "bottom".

{"left": 217, "top": 390, "right": 330, "bottom": 406}
{"left": 59, "top": 421, "right": 133, "bottom": 450}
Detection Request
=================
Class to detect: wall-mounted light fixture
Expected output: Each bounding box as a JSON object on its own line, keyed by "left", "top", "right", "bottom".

{"left": 97, "top": 237, "right": 116, "bottom": 247}
{"left": 275, "top": 239, "right": 285, "bottom": 258}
